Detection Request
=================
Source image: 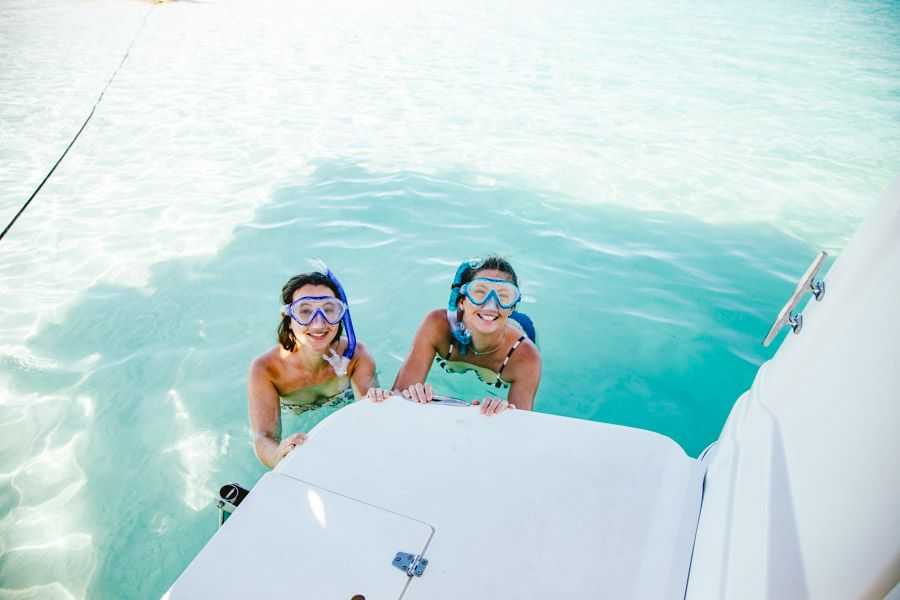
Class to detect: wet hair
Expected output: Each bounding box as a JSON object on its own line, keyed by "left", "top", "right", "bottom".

{"left": 278, "top": 272, "right": 344, "bottom": 351}
{"left": 456, "top": 255, "right": 519, "bottom": 307}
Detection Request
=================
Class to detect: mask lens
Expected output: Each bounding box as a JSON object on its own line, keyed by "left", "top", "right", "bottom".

{"left": 466, "top": 281, "right": 492, "bottom": 304}
{"left": 291, "top": 300, "right": 317, "bottom": 324}
{"left": 494, "top": 284, "right": 518, "bottom": 306}
{"left": 319, "top": 299, "right": 345, "bottom": 323}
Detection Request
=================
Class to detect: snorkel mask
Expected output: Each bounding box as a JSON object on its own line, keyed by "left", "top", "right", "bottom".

{"left": 284, "top": 296, "right": 347, "bottom": 326}
{"left": 461, "top": 278, "right": 521, "bottom": 310}
{"left": 308, "top": 259, "right": 357, "bottom": 377}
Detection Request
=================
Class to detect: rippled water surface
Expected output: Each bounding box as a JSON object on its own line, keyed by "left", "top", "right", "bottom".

{"left": 1, "top": 0, "right": 898, "bottom": 597}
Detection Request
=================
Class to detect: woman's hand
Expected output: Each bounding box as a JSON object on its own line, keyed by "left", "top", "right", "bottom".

{"left": 472, "top": 397, "right": 515, "bottom": 416}
{"left": 278, "top": 432, "right": 308, "bottom": 461}
{"left": 365, "top": 387, "right": 394, "bottom": 403}
{"left": 402, "top": 382, "right": 434, "bottom": 404}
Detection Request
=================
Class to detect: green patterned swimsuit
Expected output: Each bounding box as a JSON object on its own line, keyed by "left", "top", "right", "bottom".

{"left": 279, "top": 376, "right": 355, "bottom": 415}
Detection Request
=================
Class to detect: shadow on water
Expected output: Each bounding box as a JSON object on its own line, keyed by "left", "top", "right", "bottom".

{"left": 8, "top": 159, "right": 821, "bottom": 598}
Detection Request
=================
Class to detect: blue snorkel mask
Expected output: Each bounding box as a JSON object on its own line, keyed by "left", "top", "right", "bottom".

{"left": 309, "top": 259, "right": 357, "bottom": 377}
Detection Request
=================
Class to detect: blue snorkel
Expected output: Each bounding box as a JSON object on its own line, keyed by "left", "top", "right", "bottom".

{"left": 310, "top": 259, "right": 356, "bottom": 377}
{"left": 447, "top": 260, "right": 476, "bottom": 356}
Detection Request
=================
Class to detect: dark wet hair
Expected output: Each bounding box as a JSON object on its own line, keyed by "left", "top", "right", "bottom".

{"left": 456, "top": 255, "right": 519, "bottom": 307}
{"left": 278, "top": 272, "right": 344, "bottom": 351}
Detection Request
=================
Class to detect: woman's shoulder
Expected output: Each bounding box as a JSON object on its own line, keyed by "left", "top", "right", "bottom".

{"left": 250, "top": 346, "right": 285, "bottom": 377}
{"left": 422, "top": 308, "right": 453, "bottom": 335}
{"left": 349, "top": 340, "right": 373, "bottom": 365}
{"left": 507, "top": 334, "right": 541, "bottom": 368}
{"left": 424, "top": 307, "right": 448, "bottom": 325}
{"left": 499, "top": 337, "right": 541, "bottom": 389}
{"left": 420, "top": 308, "right": 452, "bottom": 345}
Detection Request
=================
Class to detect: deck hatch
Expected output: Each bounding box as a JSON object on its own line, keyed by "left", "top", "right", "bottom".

{"left": 167, "top": 472, "right": 434, "bottom": 599}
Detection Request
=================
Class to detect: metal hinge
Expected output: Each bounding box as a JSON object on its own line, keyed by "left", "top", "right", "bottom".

{"left": 392, "top": 552, "right": 429, "bottom": 577}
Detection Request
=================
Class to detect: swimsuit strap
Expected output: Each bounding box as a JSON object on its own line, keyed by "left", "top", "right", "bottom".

{"left": 497, "top": 335, "right": 526, "bottom": 377}
{"left": 445, "top": 344, "right": 454, "bottom": 360}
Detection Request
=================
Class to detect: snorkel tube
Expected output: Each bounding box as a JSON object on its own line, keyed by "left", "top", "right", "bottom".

{"left": 309, "top": 259, "right": 356, "bottom": 377}
{"left": 447, "top": 260, "right": 476, "bottom": 356}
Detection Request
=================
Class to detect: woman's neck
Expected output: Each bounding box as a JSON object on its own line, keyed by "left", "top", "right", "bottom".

{"left": 290, "top": 343, "right": 334, "bottom": 372}
{"left": 468, "top": 327, "right": 505, "bottom": 355}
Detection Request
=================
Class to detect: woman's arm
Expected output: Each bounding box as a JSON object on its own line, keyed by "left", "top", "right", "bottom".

{"left": 349, "top": 341, "right": 379, "bottom": 398}
{"left": 248, "top": 355, "right": 306, "bottom": 469}
{"left": 392, "top": 309, "right": 447, "bottom": 401}
{"left": 475, "top": 345, "right": 540, "bottom": 416}
{"left": 504, "top": 341, "right": 541, "bottom": 411}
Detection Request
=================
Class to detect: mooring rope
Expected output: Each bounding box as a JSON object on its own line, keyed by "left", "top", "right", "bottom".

{"left": 0, "top": 5, "right": 154, "bottom": 242}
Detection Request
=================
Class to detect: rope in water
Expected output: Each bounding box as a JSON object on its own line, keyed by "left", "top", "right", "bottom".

{"left": 0, "top": 5, "right": 154, "bottom": 242}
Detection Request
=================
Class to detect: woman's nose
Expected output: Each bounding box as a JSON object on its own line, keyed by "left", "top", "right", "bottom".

{"left": 482, "top": 296, "right": 500, "bottom": 312}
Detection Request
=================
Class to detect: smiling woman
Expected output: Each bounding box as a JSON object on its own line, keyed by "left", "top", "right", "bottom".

{"left": 247, "top": 268, "right": 378, "bottom": 468}
{"left": 391, "top": 256, "right": 542, "bottom": 413}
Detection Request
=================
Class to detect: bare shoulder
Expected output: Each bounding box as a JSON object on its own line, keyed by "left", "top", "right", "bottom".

{"left": 350, "top": 341, "right": 375, "bottom": 367}
{"left": 507, "top": 337, "right": 541, "bottom": 373}
{"left": 423, "top": 308, "right": 449, "bottom": 329}
{"left": 250, "top": 346, "right": 282, "bottom": 378}
{"left": 419, "top": 308, "right": 452, "bottom": 346}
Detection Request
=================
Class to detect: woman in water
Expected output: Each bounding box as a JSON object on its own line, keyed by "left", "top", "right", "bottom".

{"left": 248, "top": 268, "right": 381, "bottom": 468}
{"left": 392, "top": 256, "right": 541, "bottom": 414}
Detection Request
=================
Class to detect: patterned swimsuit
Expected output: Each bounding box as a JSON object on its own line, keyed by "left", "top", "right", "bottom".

{"left": 434, "top": 335, "right": 527, "bottom": 391}
{"left": 279, "top": 380, "right": 354, "bottom": 414}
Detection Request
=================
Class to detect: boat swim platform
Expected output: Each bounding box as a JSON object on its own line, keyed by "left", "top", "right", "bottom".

{"left": 167, "top": 399, "right": 705, "bottom": 599}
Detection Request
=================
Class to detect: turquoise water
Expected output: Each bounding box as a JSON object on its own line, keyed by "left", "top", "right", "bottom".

{"left": 1, "top": 0, "right": 899, "bottom": 598}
